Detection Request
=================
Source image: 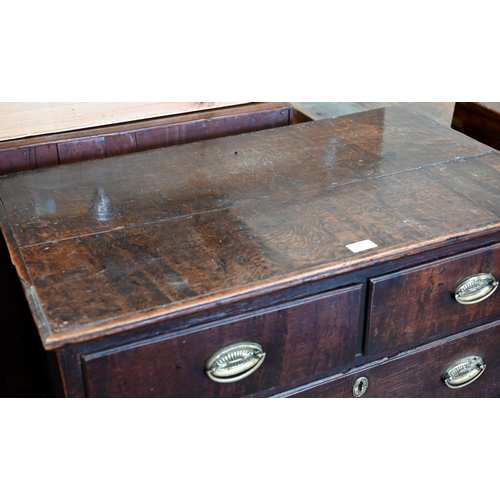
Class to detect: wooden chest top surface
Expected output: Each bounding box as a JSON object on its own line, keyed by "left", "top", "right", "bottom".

{"left": 1, "top": 106, "right": 499, "bottom": 348}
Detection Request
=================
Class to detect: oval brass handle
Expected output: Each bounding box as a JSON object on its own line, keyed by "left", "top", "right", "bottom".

{"left": 442, "top": 356, "right": 486, "bottom": 389}
{"left": 452, "top": 272, "right": 498, "bottom": 305}
{"left": 205, "top": 342, "right": 266, "bottom": 383}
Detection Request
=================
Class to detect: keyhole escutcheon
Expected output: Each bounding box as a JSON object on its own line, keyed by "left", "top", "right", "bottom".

{"left": 352, "top": 376, "right": 369, "bottom": 397}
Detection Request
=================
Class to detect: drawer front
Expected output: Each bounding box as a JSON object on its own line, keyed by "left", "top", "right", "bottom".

{"left": 367, "top": 244, "right": 500, "bottom": 355}
{"left": 82, "top": 285, "right": 363, "bottom": 397}
{"left": 285, "top": 320, "right": 500, "bottom": 398}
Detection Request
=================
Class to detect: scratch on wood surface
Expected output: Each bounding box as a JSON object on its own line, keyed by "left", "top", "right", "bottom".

{"left": 20, "top": 225, "right": 126, "bottom": 249}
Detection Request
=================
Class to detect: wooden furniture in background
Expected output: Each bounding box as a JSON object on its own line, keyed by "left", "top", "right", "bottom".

{"left": 2, "top": 106, "right": 500, "bottom": 397}
{"left": 0, "top": 102, "right": 245, "bottom": 141}
{"left": 452, "top": 102, "right": 500, "bottom": 151}
{"left": 0, "top": 102, "right": 294, "bottom": 175}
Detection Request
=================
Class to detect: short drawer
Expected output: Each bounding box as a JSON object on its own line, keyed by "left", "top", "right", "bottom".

{"left": 284, "top": 320, "right": 500, "bottom": 398}
{"left": 366, "top": 244, "right": 500, "bottom": 355}
{"left": 82, "top": 284, "right": 363, "bottom": 397}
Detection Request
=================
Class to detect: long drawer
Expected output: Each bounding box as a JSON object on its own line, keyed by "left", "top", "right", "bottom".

{"left": 82, "top": 285, "right": 363, "bottom": 397}
{"left": 366, "top": 244, "right": 500, "bottom": 355}
{"left": 284, "top": 320, "right": 500, "bottom": 398}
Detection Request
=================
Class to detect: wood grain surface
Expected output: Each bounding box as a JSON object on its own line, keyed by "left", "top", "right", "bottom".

{"left": 281, "top": 319, "right": 500, "bottom": 398}
{"left": 367, "top": 243, "right": 500, "bottom": 355}
{"left": 1, "top": 106, "right": 498, "bottom": 349}
{"left": 0, "top": 102, "right": 244, "bottom": 141}
{"left": 82, "top": 285, "right": 362, "bottom": 397}
{"left": 0, "top": 103, "right": 293, "bottom": 175}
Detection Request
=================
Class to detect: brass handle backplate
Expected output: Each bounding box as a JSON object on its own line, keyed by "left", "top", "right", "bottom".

{"left": 205, "top": 342, "right": 266, "bottom": 383}
{"left": 452, "top": 272, "right": 498, "bottom": 305}
{"left": 442, "top": 356, "right": 486, "bottom": 389}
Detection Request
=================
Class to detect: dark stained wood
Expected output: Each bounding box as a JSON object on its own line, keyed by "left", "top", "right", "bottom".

{"left": 135, "top": 109, "right": 295, "bottom": 152}
{"left": 0, "top": 103, "right": 292, "bottom": 150}
{"left": 104, "top": 133, "right": 138, "bottom": 157}
{"left": 82, "top": 285, "right": 363, "bottom": 397}
{"left": 0, "top": 107, "right": 490, "bottom": 248}
{"left": 282, "top": 320, "right": 500, "bottom": 398}
{"left": 34, "top": 143, "right": 59, "bottom": 169}
{"left": 0, "top": 103, "right": 294, "bottom": 175}
{"left": 0, "top": 107, "right": 497, "bottom": 348}
{"left": 58, "top": 137, "right": 107, "bottom": 164}
{"left": 367, "top": 243, "right": 500, "bottom": 355}
{"left": 135, "top": 126, "right": 169, "bottom": 151}
{"left": 4, "top": 106, "right": 500, "bottom": 398}
{"left": 30, "top": 228, "right": 500, "bottom": 398}
{"left": 0, "top": 148, "right": 32, "bottom": 174}
{"left": 452, "top": 102, "right": 500, "bottom": 151}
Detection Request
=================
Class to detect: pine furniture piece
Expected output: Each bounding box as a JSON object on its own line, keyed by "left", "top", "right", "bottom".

{"left": 0, "top": 102, "right": 248, "bottom": 142}
{"left": 2, "top": 106, "right": 500, "bottom": 397}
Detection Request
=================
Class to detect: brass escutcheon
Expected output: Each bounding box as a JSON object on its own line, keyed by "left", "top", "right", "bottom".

{"left": 442, "top": 355, "right": 486, "bottom": 389}
{"left": 453, "top": 272, "right": 498, "bottom": 305}
{"left": 205, "top": 342, "right": 266, "bottom": 383}
{"left": 353, "top": 376, "right": 369, "bottom": 397}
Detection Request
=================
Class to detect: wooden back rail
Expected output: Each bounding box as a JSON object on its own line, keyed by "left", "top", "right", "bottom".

{"left": 0, "top": 102, "right": 294, "bottom": 176}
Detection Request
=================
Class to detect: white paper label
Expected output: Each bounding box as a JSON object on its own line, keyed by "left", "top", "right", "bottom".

{"left": 346, "top": 239, "right": 378, "bottom": 253}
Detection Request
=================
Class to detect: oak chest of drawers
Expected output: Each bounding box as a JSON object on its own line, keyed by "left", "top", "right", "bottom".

{"left": 2, "top": 106, "right": 500, "bottom": 397}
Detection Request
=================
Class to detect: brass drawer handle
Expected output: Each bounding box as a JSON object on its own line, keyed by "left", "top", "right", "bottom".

{"left": 452, "top": 272, "right": 498, "bottom": 305}
{"left": 205, "top": 342, "right": 266, "bottom": 383}
{"left": 442, "top": 356, "right": 486, "bottom": 389}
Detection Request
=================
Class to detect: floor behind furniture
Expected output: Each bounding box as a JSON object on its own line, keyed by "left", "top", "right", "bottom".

{"left": 291, "top": 102, "right": 455, "bottom": 129}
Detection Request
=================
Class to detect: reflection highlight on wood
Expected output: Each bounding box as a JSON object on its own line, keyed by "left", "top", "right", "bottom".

{"left": 1, "top": 107, "right": 497, "bottom": 348}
